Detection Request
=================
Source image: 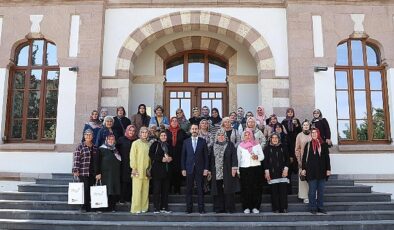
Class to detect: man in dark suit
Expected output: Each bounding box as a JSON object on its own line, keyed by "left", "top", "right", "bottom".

{"left": 181, "top": 124, "right": 209, "bottom": 214}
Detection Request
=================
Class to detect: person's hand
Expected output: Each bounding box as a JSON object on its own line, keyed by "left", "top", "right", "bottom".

{"left": 282, "top": 168, "right": 288, "bottom": 178}
{"left": 73, "top": 172, "right": 79, "bottom": 177}
{"left": 301, "top": 170, "right": 306, "bottom": 176}
{"left": 167, "top": 156, "right": 173, "bottom": 162}
{"left": 162, "top": 157, "right": 167, "bottom": 162}
{"left": 326, "top": 139, "right": 332, "bottom": 146}
{"left": 232, "top": 169, "right": 237, "bottom": 177}
{"left": 326, "top": 170, "right": 331, "bottom": 176}
{"left": 251, "top": 154, "right": 258, "bottom": 160}
{"left": 265, "top": 171, "right": 271, "bottom": 181}
{"left": 95, "top": 174, "right": 101, "bottom": 180}
{"left": 203, "top": 170, "right": 208, "bottom": 176}
{"left": 182, "top": 170, "right": 186, "bottom": 177}
{"left": 132, "top": 169, "right": 139, "bottom": 177}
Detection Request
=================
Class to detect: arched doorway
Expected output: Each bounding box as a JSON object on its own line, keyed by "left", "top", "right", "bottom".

{"left": 163, "top": 50, "right": 228, "bottom": 118}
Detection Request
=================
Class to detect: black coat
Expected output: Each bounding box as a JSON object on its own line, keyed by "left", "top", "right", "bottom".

{"left": 149, "top": 141, "right": 172, "bottom": 179}
{"left": 302, "top": 142, "right": 331, "bottom": 181}
{"left": 166, "top": 129, "right": 188, "bottom": 172}
{"left": 116, "top": 136, "right": 135, "bottom": 183}
{"left": 263, "top": 144, "right": 290, "bottom": 180}
{"left": 311, "top": 118, "right": 331, "bottom": 142}
{"left": 113, "top": 116, "right": 131, "bottom": 140}
{"left": 209, "top": 142, "right": 240, "bottom": 195}
{"left": 94, "top": 147, "right": 121, "bottom": 195}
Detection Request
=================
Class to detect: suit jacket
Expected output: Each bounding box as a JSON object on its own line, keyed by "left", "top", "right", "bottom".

{"left": 181, "top": 136, "right": 209, "bottom": 175}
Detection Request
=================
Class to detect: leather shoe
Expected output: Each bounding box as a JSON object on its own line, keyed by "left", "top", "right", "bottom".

{"left": 310, "top": 209, "right": 317, "bottom": 214}
{"left": 185, "top": 209, "right": 192, "bottom": 214}
{"left": 318, "top": 208, "right": 327, "bottom": 214}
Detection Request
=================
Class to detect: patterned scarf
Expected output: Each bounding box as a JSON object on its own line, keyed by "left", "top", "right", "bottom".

{"left": 312, "top": 129, "right": 323, "bottom": 156}
{"left": 169, "top": 117, "right": 180, "bottom": 147}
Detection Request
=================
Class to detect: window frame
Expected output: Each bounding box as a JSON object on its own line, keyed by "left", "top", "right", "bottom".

{"left": 5, "top": 39, "right": 60, "bottom": 143}
{"left": 335, "top": 38, "right": 390, "bottom": 144}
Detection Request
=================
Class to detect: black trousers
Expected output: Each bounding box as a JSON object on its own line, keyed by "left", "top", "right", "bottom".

{"left": 152, "top": 177, "right": 170, "bottom": 211}
{"left": 240, "top": 166, "right": 263, "bottom": 210}
{"left": 78, "top": 175, "right": 95, "bottom": 212}
{"left": 171, "top": 169, "right": 182, "bottom": 194}
{"left": 270, "top": 183, "right": 288, "bottom": 212}
{"left": 186, "top": 170, "right": 204, "bottom": 212}
{"left": 120, "top": 181, "right": 132, "bottom": 202}
{"left": 213, "top": 180, "right": 235, "bottom": 213}
{"left": 107, "top": 195, "right": 118, "bottom": 211}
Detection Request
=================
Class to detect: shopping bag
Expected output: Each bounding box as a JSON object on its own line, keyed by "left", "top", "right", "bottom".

{"left": 68, "top": 177, "right": 84, "bottom": 205}
{"left": 90, "top": 181, "right": 108, "bottom": 208}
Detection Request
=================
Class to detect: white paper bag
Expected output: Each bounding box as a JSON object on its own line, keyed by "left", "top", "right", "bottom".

{"left": 68, "top": 182, "right": 84, "bottom": 205}
{"left": 90, "top": 185, "right": 108, "bottom": 208}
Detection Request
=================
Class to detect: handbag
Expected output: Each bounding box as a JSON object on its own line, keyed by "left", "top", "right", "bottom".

{"left": 300, "top": 142, "right": 310, "bottom": 182}
{"left": 68, "top": 176, "right": 84, "bottom": 205}
{"left": 90, "top": 180, "right": 108, "bottom": 208}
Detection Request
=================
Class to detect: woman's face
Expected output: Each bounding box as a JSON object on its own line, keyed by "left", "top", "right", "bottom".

{"left": 128, "top": 128, "right": 136, "bottom": 137}
{"left": 311, "top": 130, "right": 318, "bottom": 140}
{"left": 244, "top": 131, "right": 251, "bottom": 141}
{"left": 92, "top": 112, "right": 99, "bottom": 120}
{"left": 246, "top": 113, "right": 253, "bottom": 118}
{"left": 200, "top": 121, "right": 208, "bottom": 130}
{"left": 156, "top": 108, "right": 163, "bottom": 116}
{"left": 84, "top": 133, "right": 93, "bottom": 143}
{"left": 223, "top": 119, "right": 231, "bottom": 129}
{"left": 159, "top": 132, "right": 167, "bottom": 142}
{"left": 270, "top": 117, "right": 277, "bottom": 124}
{"left": 313, "top": 111, "right": 320, "bottom": 119}
{"left": 105, "top": 119, "right": 113, "bottom": 128}
{"left": 170, "top": 118, "right": 178, "bottom": 128}
{"left": 229, "top": 113, "right": 236, "bottom": 121}
{"left": 275, "top": 126, "right": 282, "bottom": 133}
{"left": 257, "top": 107, "right": 264, "bottom": 115}
{"left": 212, "top": 110, "right": 218, "bottom": 118}
{"left": 140, "top": 130, "right": 149, "bottom": 140}
{"left": 107, "top": 136, "right": 115, "bottom": 145}
{"left": 139, "top": 106, "right": 146, "bottom": 114}
{"left": 217, "top": 133, "right": 225, "bottom": 143}
{"left": 271, "top": 135, "right": 279, "bottom": 145}
{"left": 176, "top": 110, "right": 183, "bottom": 119}
{"left": 101, "top": 110, "right": 108, "bottom": 117}
{"left": 287, "top": 110, "right": 294, "bottom": 117}
{"left": 117, "top": 109, "right": 124, "bottom": 117}
{"left": 193, "top": 110, "right": 200, "bottom": 117}
{"left": 247, "top": 119, "right": 255, "bottom": 128}
{"left": 302, "top": 122, "right": 310, "bottom": 131}
{"left": 202, "top": 107, "right": 209, "bottom": 116}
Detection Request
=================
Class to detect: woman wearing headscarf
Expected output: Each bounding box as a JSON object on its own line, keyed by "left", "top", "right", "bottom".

{"left": 73, "top": 129, "right": 98, "bottom": 212}
{"left": 311, "top": 109, "right": 332, "bottom": 146}
{"left": 198, "top": 119, "right": 213, "bottom": 148}
{"left": 94, "top": 134, "right": 121, "bottom": 212}
{"left": 295, "top": 120, "right": 312, "bottom": 203}
{"left": 209, "top": 129, "right": 239, "bottom": 213}
{"left": 149, "top": 105, "right": 170, "bottom": 131}
{"left": 130, "top": 127, "right": 151, "bottom": 214}
{"left": 264, "top": 132, "right": 290, "bottom": 213}
{"left": 95, "top": 116, "right": 114, "bottom": 147}
{"left": 131, "top": 104, "right": 151, "bottom": 135}
{"left": 221, "top": 117, "right": 241, "bottom": 148}
{"left": 99, "top": 107, "right": 108, "bottom": 123}
{"left": 209, "top": 108, "right": 222, "bottom": 138}
{"left": 201, "top": 106, "right": 211, "bottom": 120}
{"left": 301, "top": 128, "right": 331, "bottom": 214}
{"left": 82, "top": 110, "right": 102, "bottom": 144}
{"left": 189, "top": 107, "right": 202, "bottom": 126}
{"left": 242, "top": 116, "right": 266, "bottom": 147}
{"left": 113, "top": 106, "right": 131, "bottom": 140}
{"left": 274, "top": 123, "right": 293, "bottom": 195}
{"left": 255, "top": 106, "right": 267, "bottom": 131}
{"left": 149, "top": 131, "right": 173, "bottom": 213}
{"left": 166, "top": 117, "right": 188, "bottom": 194}
{"left": 237, "top": 128, "right": 264, "bottom": 214}
{"left": 116, "top": 125, "right": 137, "bottom": 204}
{"left": 175, "top": 108, "right": 191, "bottom": 134}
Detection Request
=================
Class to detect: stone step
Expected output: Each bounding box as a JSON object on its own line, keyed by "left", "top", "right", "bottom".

{"left": 0, "top": 190, "right": 385, "bottom": 204}
{"left": 1, "top": 200, "right": 393, "bottom": 212}
{"left": 1, "top": 219, "right": 394, "bottom": 230}
{"left": 0, "top": 209, "right": 393, "bottom": 222}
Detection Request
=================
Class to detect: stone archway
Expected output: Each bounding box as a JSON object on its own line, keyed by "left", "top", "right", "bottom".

{"left": 115, "top": 10, "right": 275, "bottom": 79}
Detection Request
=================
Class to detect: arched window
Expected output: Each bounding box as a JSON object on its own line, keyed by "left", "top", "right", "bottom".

{"left": 164, "top": 51, "right": 228, "bottom": 118}
{"left": 335, "top": 39, "right": 390, "bottom": 144}
{"left": 6, "top": 39, "right": 59, "bottom": 142}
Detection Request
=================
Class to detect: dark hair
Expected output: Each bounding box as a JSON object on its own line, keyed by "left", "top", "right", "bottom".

{"left": 137, "top": 104, "right": 146, "bottom": 114}
{"left": 154, "top": 105, "right": 164, "bottom": 113}
{"left": 159, "top": 130, "right": 167, "bottom": 135}
{"left": 190, "top": 123, "right": 199, "bottom": 130}
{"left": 116, "top": 106, "right": 126, "bottom": 116}
{"left": 211, "top": 108, "right": 219, "bottom": 114}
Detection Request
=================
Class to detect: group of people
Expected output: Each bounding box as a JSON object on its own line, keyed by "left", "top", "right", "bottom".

{"left": 72, "top": 104, "right": 331, "bottom": 214}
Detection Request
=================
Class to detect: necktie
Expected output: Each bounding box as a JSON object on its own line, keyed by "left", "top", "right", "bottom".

{"left": 193, "top": 138, "right": 197, "bottom": 152}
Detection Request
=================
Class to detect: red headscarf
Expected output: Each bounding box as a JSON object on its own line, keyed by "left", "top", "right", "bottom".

{"left": 169, "top": 117, "right": 180, "bottom": 147}
{"left": 240, "top": 128, "right": 258, "bottom": 153}
{"left": 311, "top": 128, "right": 323, "bottom": 155}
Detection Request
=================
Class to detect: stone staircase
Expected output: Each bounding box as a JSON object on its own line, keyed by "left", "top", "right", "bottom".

{"left": 0, "top": 173, "right": 393, "bottom": 229}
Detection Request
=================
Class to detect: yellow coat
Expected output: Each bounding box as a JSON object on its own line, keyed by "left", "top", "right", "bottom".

{"left": 130, "top": 139, "right": 150, "bottom": 179}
